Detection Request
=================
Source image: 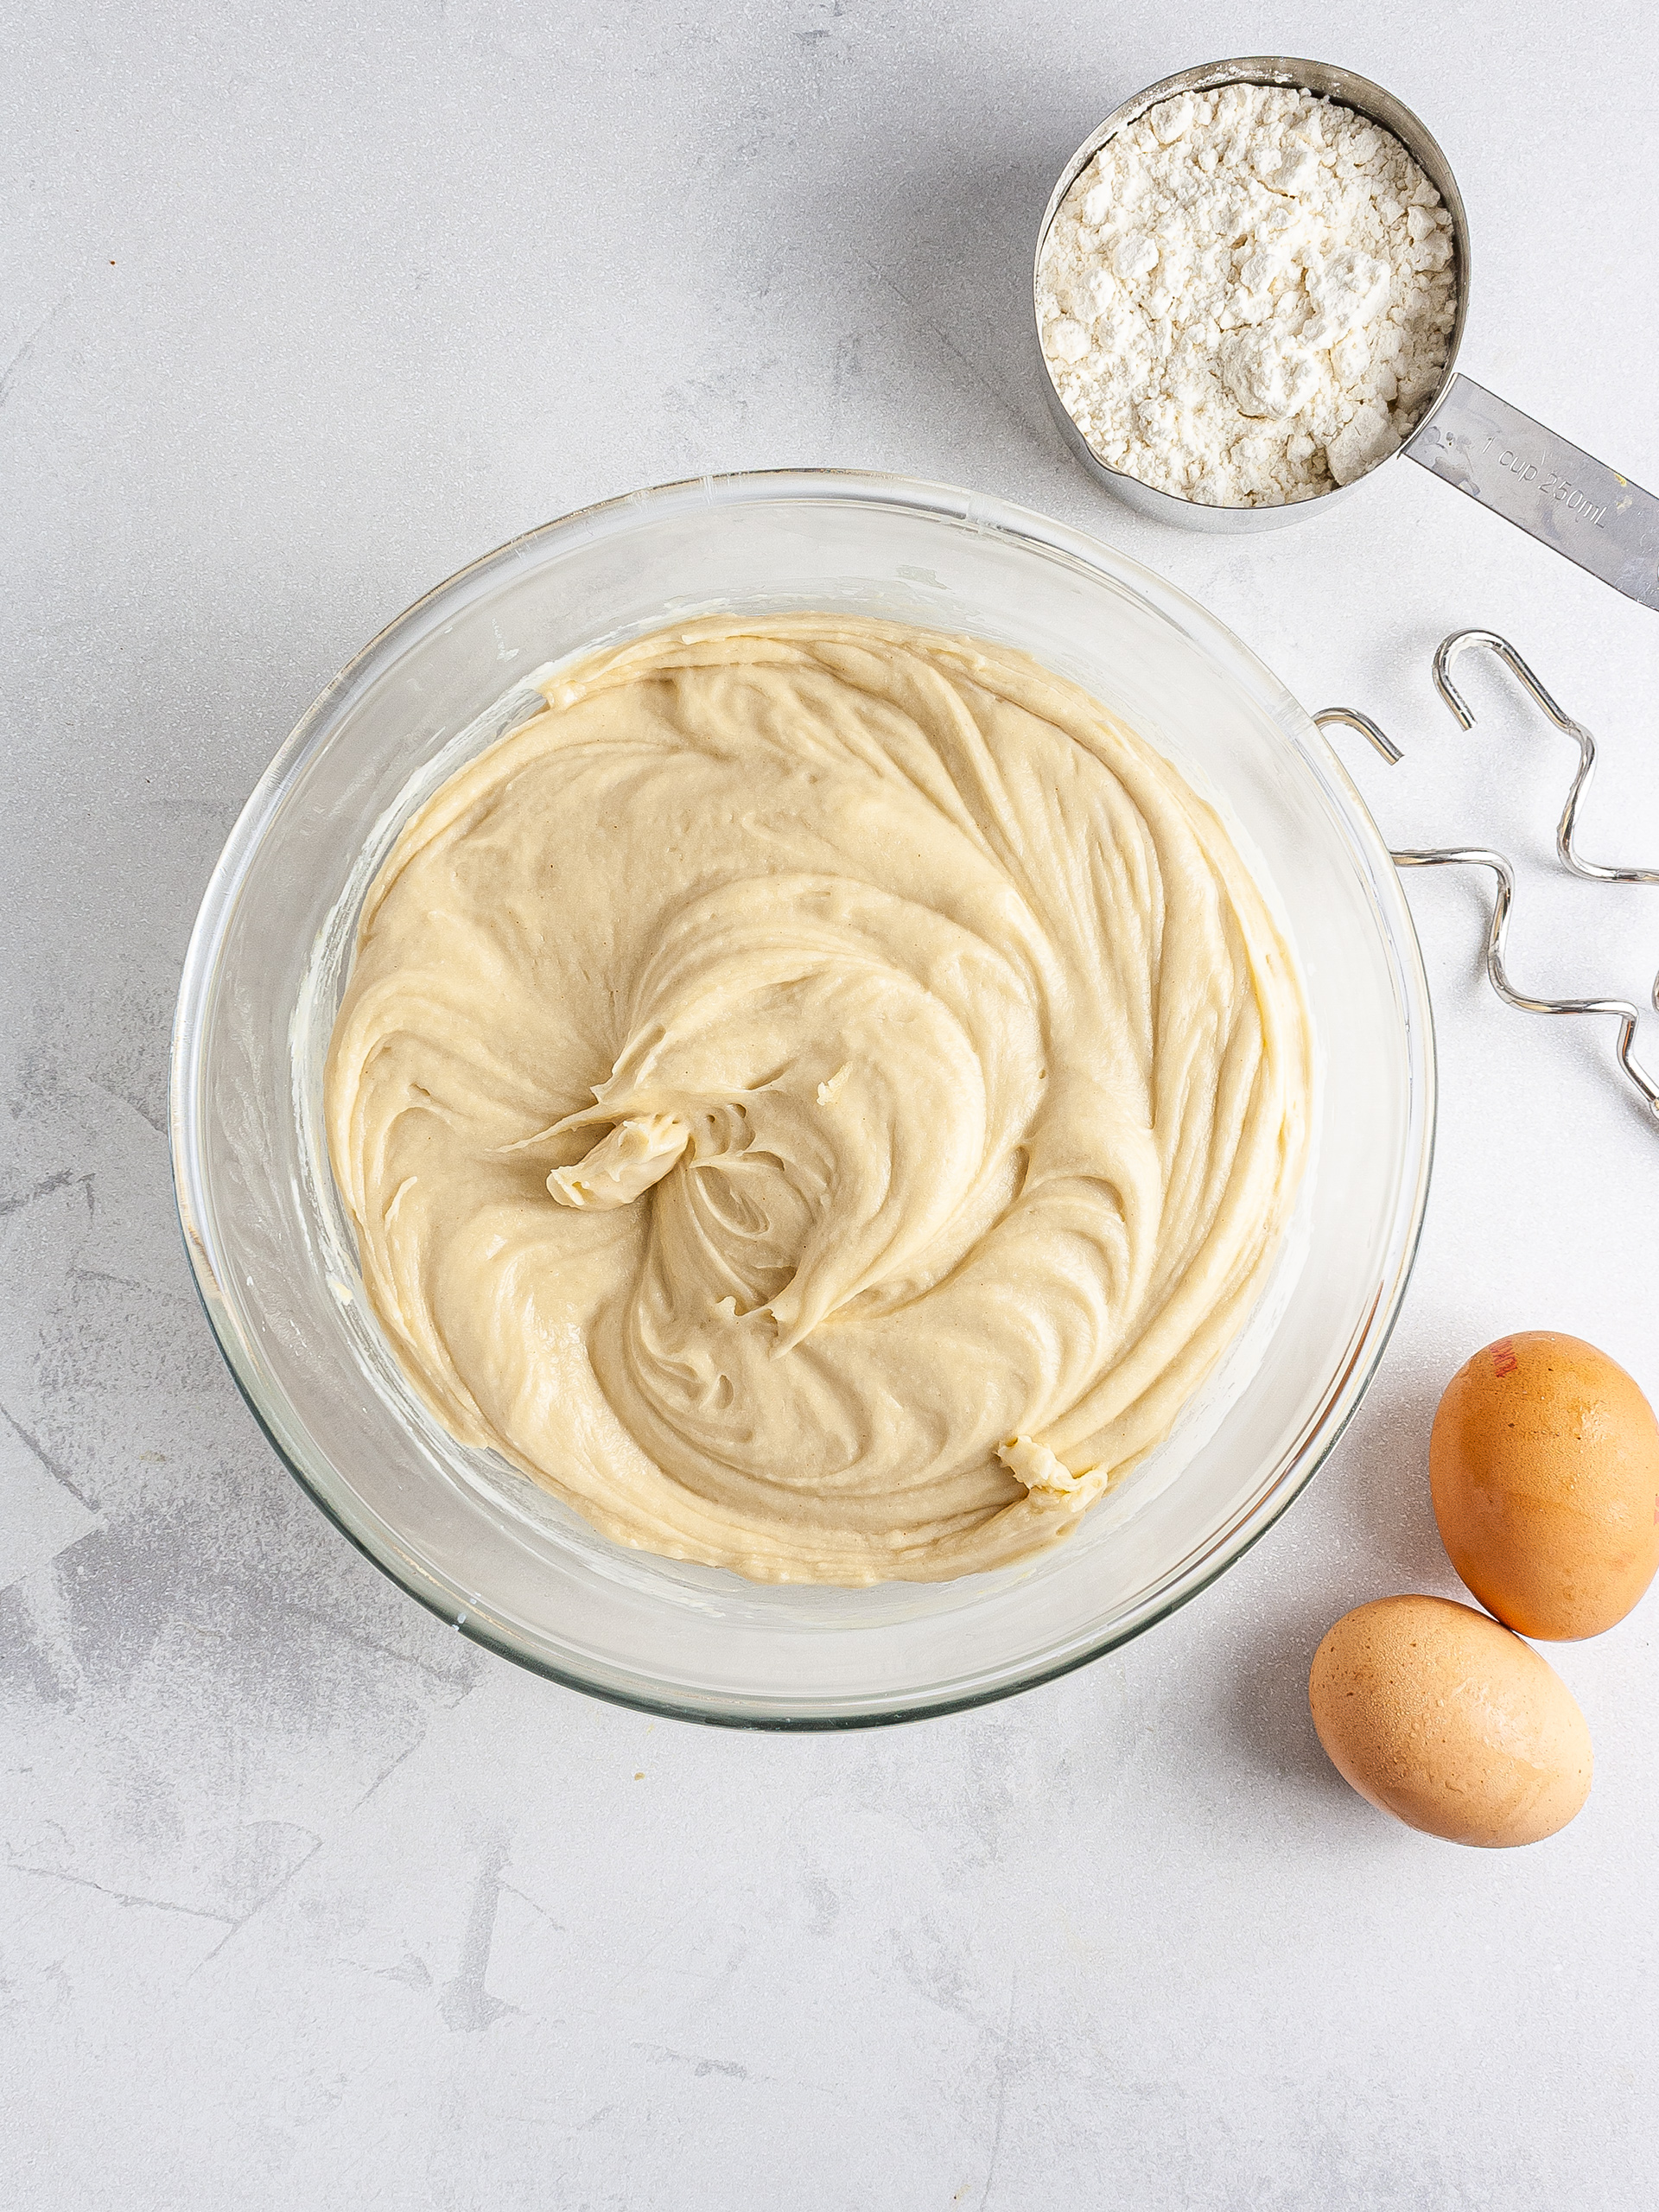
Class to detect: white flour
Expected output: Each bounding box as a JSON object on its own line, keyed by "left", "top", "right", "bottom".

{"left": 1038, "top": 83, "right": 1457, "bottom": 506}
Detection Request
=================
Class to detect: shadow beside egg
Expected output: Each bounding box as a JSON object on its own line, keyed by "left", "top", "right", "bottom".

{"left": 1218, "top": 1344, "right": 1471, "bottom": 1815}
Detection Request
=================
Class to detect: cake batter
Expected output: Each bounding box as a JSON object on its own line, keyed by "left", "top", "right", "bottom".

{"left": 325, "top": 617, "right": 1312, "bottom": 1583}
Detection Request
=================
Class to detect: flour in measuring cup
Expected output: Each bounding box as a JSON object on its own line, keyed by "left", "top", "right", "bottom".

{"left": 1038, "top": 83, "right": 1457, "bottom": 506}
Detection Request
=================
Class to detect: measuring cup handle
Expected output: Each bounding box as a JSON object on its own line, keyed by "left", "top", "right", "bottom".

{"left": 1403, "top": 374, "right": 1659, "bottom": 613}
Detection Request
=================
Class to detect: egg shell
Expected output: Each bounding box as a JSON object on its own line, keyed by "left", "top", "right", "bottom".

{"left": 1308, "top": 1595, "right": 1592, "bottom": 1847}
{"left": 1430, "top": 1332, "right": 1659, "bottom": 1639}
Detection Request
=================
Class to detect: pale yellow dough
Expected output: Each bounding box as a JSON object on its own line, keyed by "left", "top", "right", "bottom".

{"left": 325, "top": 617, "right": 1312, "bottom": 1584}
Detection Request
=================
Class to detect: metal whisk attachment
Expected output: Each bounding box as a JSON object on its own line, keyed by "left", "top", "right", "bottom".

{"left": 1316, "top": 632, "right": 1659, "bottom": 1124}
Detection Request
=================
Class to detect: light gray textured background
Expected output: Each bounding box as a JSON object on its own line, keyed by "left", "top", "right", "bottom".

{"left": 4, "top": 4, "right": 1658, "bottom": 2206}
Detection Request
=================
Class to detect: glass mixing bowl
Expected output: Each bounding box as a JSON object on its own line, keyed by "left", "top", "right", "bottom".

{"left": 170, "top": 470, "right": 1434, "bottom": 1727}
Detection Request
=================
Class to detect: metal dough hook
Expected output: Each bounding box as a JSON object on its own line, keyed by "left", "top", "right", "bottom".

{"left": 1433, "top": 629, "right": 1659, "bottom": 887}
{"left": 1316, "top": 635, "right": 1659, "bottom": 1124}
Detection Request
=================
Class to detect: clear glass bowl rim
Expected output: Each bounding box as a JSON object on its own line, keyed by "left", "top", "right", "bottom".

{"left": 169, "top": 467, "right": 1437, "bottom": 1728}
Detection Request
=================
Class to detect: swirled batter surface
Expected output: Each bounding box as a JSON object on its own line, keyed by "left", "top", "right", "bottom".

{"left": 326, "top": 617, "right": 1312, "bottom": 1583}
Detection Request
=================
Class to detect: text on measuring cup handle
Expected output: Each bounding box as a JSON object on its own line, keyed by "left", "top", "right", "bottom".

{"left": 1459, "top": 433, "right": 1606, "bottom": 524}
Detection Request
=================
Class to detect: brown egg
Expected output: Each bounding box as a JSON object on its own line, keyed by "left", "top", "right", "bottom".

{"left": 1430, "top": 1332, "right": 1659, "bottom": 1639}
{"left": 1308, "top": 1595, "right": 1592, "bottom": 1847}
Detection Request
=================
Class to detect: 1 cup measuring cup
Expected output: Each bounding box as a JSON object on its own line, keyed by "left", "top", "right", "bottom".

{"left": 1034, "top": 56, "right": 1659, "bottom": 613}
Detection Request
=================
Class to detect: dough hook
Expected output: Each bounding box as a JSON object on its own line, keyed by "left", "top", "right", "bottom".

{"left": 1317, "top": 631, "right": 1659, "bottom": 1124}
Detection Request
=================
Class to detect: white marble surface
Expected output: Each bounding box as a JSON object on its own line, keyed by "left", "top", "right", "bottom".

{"left": 4, "top": 3, "right": 1658, "bottom": 2204}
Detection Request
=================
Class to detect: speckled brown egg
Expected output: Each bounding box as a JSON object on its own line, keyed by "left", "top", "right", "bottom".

{"left": 1308, "top": 1595, "right": 1592, "bottom": 1847}
{"left": 1430, "top": 1332, "right": 1659, "bottom": 1640}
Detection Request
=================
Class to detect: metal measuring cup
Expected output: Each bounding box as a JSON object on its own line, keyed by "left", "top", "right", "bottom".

{"left": 1034, "top": 56, "right": 1659, "bottom": 612}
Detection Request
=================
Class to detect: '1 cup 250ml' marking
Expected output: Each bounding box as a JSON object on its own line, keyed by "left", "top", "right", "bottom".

{"left": 1477, "top": 437, "right": 1605, "bottom": 525}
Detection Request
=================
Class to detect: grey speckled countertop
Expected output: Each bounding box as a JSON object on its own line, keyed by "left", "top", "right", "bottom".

{"left": 4, "top": 5, "right": 1658, "bottom": 2206}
